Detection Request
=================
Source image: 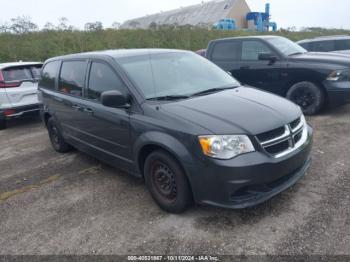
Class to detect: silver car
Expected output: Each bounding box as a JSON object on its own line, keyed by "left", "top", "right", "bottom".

{"left": 0, "top": 62, "right": 43, "bottom": 129}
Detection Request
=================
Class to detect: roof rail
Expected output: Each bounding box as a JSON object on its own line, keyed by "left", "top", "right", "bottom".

{"left": 314, "top": 35, "right": 349, "bottom": 39}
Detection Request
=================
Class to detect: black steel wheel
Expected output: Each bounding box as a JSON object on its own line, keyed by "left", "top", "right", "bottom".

{"left": 47, "top": 118, "right": 72, "bottom": 153}
{"left": 287, "top": 81, "right": 325, "bottom": 115}
{"left": 144, "top": 150, "right": 192, "bottom": 213}
{"left": 150, "top": 160, "right": 178, "bottom": 202}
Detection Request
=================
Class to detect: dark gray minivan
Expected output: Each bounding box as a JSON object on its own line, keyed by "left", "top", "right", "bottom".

{"left": 39, "top": 49, "right": 313, "bottom": 213}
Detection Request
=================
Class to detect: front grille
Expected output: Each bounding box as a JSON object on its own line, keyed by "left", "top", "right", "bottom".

{"left": 294, "top": 131, "right": 303, "bottom": 144}
{"left": 265, "top": 140, "right": 290, "bottom": 155}
{"left": 290, "top": 117, "right": 301, "bottom": 130}
{"left": 256, "top": 116, "right": 306, "bottom": 158}
{"left": 256, "top": 126, "right": 285, "bottom": 142}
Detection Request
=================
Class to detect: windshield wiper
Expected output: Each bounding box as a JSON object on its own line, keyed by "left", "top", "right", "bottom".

{"left": 147, "top": 95, "right": 190, "bottom": 101}
{"left": 190, "top": 86, "right": 238, "bottom": 97}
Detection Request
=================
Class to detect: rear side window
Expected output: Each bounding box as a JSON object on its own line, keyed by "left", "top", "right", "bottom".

{"left": 310, "top": 40, "right": 335, "bottom": 52}
{"left": 41, "top": 61, "right": 60, "bottom": 90}
{"left": 242, "top": 41, "right": 272, "bottom": 60}
{"left": 87, "top": 62, "right": 125, "bottom": 101}
{"left": 211, "top": 41, "right": 240, "bottom": 60}
{"left": 2, "top": 67, "right": 32, "bottom": 82}
{"left": 59, "top": 61, "right": 86, "bottom": 97}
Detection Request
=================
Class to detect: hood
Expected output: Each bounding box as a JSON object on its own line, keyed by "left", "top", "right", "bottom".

{"left": 162, "top": 87, "right": 301, "bottom": 135}
{"left": 289, "top": 52, "right": 350, "bottom": 67}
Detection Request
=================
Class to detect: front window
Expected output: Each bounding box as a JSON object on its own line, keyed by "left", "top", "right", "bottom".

{"left": 118, "top": 52, "right": 240, "bottom": 99}
{"left": 267, "top": 37, "right": 307, "bottom": 56}
{"left": 241, "top": 41, "right": 273, "bottom": 60}
{"left": 87, "top": 62, "right": 125, "bottom": 101}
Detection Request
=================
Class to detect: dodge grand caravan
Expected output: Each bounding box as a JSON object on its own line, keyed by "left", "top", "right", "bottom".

{"left": 39, "top": 49, "right": 313, "bottom": 213}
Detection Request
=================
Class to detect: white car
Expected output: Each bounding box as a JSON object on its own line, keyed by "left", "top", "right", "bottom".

{"left": 0, "top": 62, "right": 43, "bottom": 129}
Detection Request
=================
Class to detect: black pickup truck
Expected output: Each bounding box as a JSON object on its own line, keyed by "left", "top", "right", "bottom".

{"left": 205, "top": 36, "right": 350, "bottom": 115}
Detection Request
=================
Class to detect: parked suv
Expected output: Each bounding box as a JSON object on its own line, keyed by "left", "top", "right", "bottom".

{"left": 205, "top": 36, "right": 350, "bottom": 115}
{"left": 297, "top": 35, "right": 350, "bottom": 54}
{"left": 0, "top": 62, "right": 43, "bottom": 129}
{"left": 39, "top": 49, "right": 312, "bottom": 213}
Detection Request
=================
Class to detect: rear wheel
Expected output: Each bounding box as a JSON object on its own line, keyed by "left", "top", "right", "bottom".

{"left": 144, "top": 150, "right": 192, "bottom": 213}
{"left": 47, "top": 118, "right": 72, "bottom": 153}
{"left": 286, "top": 81, "right": 325, "bottom": 115}
{"left": 0, "top": 119, "right": 6, "bottom": 130}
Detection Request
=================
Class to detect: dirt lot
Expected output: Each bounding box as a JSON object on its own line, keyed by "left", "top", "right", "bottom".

{"left": 0, "top": 105, "right": 349, "bottom": 256}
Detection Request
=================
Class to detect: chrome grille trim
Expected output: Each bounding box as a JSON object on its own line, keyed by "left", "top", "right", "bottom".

{"left": 259, "top": 125, "right": 290, "bottom": 147}
{"left": 291, "top": 119, "right": 304, "bottom": 133}
{"left": 256, "top": 116, "right": 308, "bottom": 158}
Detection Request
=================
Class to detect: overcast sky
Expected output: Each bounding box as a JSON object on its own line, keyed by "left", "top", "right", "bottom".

{"left": 1, "top": 0, "right": 350, "bottom": 30}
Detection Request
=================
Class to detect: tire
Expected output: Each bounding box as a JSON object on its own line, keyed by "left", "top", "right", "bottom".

{"left": 286, "top": 81, "right": 325, "bottom": 115}
{"left": 0, "top": 119, "right": 6, "bottom": 130}
{"left": 144, "top": 150, "right": 192, "bottom": 213}
{"left": 47, "top": 118, "right": 72, "bottom": 153}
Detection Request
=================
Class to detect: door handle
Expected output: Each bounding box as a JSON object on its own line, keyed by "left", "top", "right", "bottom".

{"left": 72, "top": 105, "right": 82, "bottom": 111}
{"left": 53, "top": 97, "right": 63, "bottom": 102}
{"left": 83, "top": 108, "right": 94, "bottom": 116}
{"left": 240, "top": 66, "right": 250, "bottom": 70}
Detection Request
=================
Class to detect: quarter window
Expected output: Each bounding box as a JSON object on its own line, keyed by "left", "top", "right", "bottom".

{"left": 242, "top": 41, "right": 272, "bottom": 60}
{"left": 41, "top": 61, "right": 60, "bottom": 90}
{"left": 87, "top": 62, "right": 125, "bottom": 101}
{"left": 58, "top": 61, "right": 86, "bottom": 97}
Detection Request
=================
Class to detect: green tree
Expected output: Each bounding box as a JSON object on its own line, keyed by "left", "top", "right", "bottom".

{"left": 10, "top": 16, "right": 38, "bottom": 34}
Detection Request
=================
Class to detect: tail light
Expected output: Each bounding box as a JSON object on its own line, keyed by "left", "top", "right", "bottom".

{"left": 0, "top": 71, "right": 21, "bottom": 88}
{"left": 3, "top": 109, "right": 16, "bottom": 116}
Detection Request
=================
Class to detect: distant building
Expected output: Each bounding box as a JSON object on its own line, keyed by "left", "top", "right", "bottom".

{"left": 121, "top": 0, "right": 251, "bottom": 29}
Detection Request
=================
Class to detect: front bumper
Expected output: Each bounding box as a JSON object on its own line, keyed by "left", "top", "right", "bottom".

{"left": 324, "top": 81, "right": 350, "bottom": 106}
{"left": 185, "top": 126, "right": 313, "bottom": 209}
{"left": 0, "top": 104, "right": 40, "bottom": 120}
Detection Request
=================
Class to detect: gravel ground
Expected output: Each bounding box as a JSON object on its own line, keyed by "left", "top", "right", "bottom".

{"left": 0, "top": 105, "right": 349, "bottom": 256}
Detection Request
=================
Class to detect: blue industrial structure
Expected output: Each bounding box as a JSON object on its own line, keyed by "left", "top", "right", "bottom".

{"left": 246, "top": 3, "right": 277, "bottom": 32}
{"left": 213, "top": 2, "right": 277, "bottom": 32}
{"left": 213, "top": 18, "right": 236, "bottom": 30}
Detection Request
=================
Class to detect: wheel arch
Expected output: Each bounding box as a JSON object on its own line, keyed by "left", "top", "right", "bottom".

{"left": 44, "top": 112, "right": 52, "bottom": 127}
{"left": 134, "top": 131, "right": 195, "bottom": 180}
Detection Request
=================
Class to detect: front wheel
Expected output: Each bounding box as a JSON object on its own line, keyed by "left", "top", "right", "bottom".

{"left": 144, "top": 150, "right": 192, "bottom": 213}
{"left": 286, "top": 81, "right": 325, "bottom": 115}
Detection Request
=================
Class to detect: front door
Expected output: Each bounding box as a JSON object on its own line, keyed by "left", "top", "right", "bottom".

{"left": 235, "top": 39, "right": 288, "bottom": 96}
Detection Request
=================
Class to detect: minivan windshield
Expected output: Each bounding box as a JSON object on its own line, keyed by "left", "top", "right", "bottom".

{"left": 267, "top": 37, "right": 307, "bottom": 56}
{"left": 118, "top": 52, "right": 240, "bottom": 100}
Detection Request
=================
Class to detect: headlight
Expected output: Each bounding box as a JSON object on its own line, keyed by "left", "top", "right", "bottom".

{"left": 327, "top": 69, "right": 350, "bottom": 81}
{"left": 198, "top": 135, "right": 255, "bottom": 160}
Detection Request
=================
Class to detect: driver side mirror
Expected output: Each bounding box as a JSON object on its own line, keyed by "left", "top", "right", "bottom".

{"left": 258, "top": 53, "right": 278, "bottom": 63}
{"left": 101, "top": 90, "right": 130, "bottom": 109}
